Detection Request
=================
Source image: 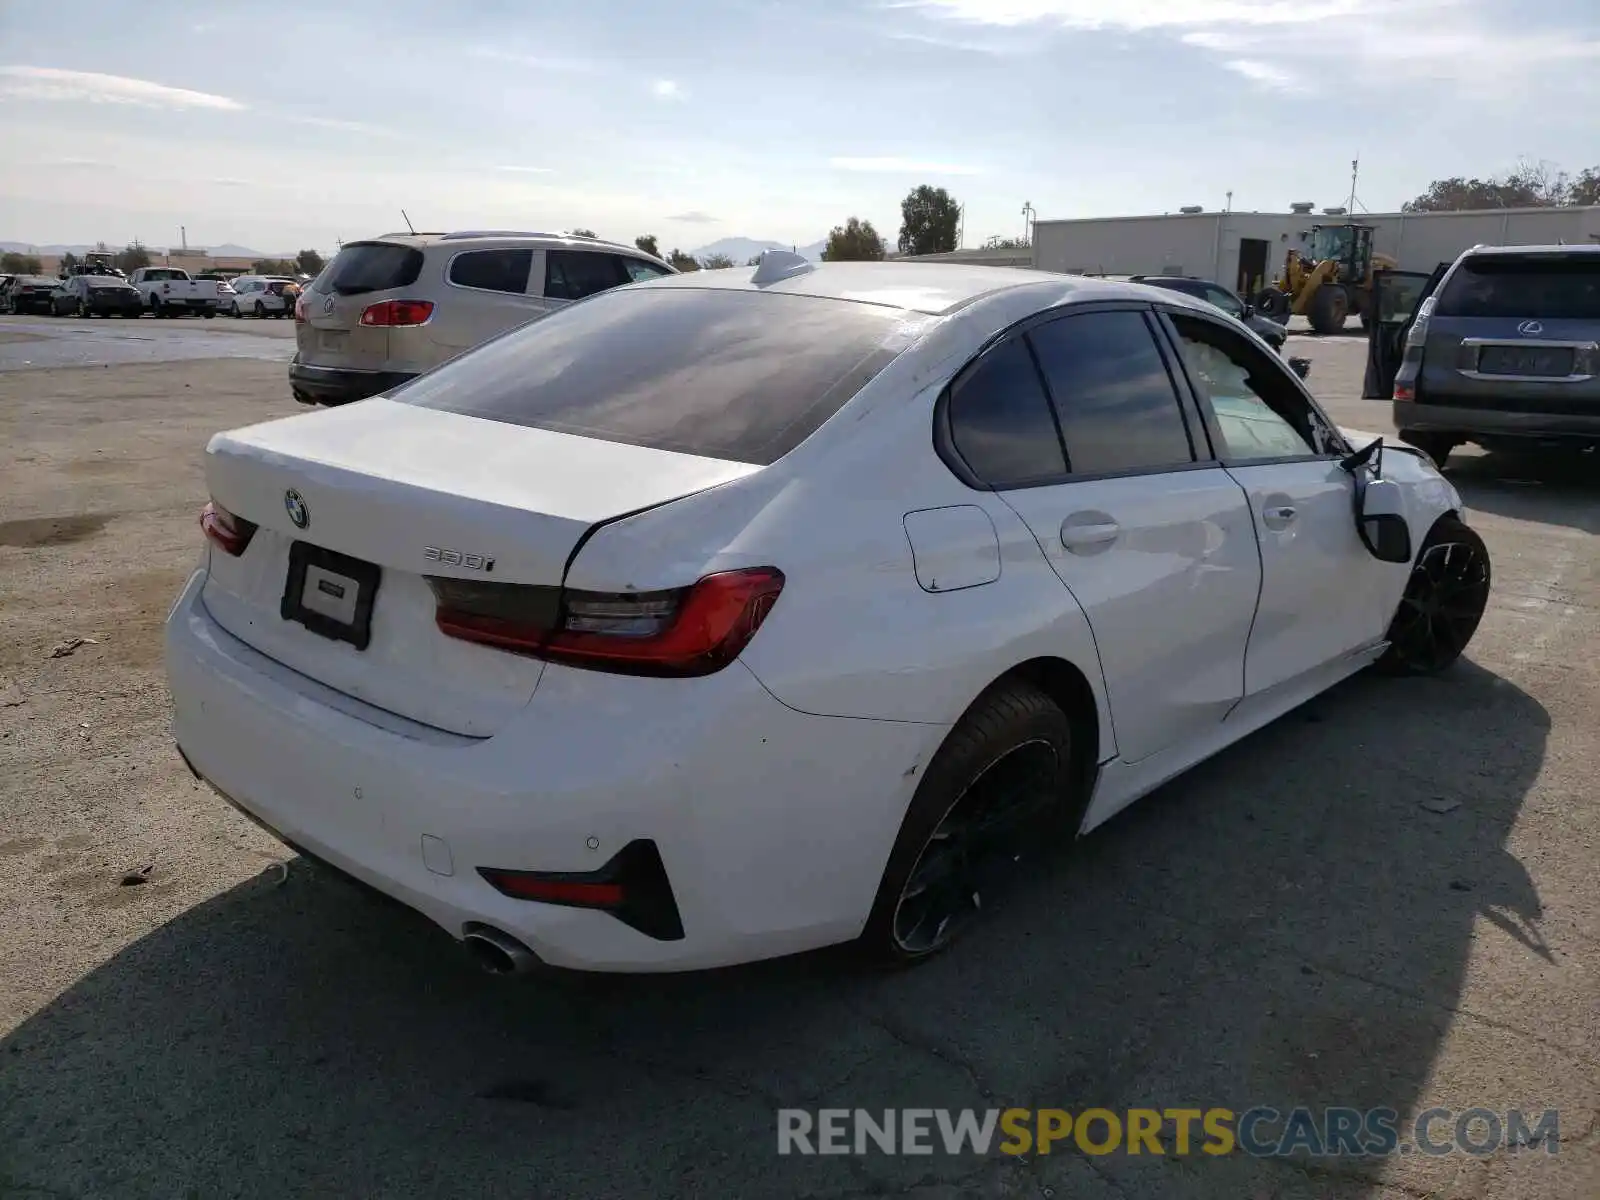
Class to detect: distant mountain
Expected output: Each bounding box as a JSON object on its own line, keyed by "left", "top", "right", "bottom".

{"left": 1, "top": 240, "right": 282, "bottom": 258}
{"left": 688, "top": 237, "right": 827, "bottom": 264}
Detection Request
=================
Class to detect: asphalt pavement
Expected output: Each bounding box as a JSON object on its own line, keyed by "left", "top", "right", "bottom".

{"left": 0, "top": 322, "right": 1595, "bottom": 1199}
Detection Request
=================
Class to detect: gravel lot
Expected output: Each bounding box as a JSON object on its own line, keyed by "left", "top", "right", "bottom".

{"left": 1, "top": 315, "right": 1596, "bottom": 1199}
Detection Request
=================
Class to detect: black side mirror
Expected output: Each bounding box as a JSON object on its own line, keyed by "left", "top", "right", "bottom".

{"left": 1242, "top": 303, "right": 1255, "bottom": 318}
{"left": 1346, "top": 442, "right": 1413, "bottom": 564}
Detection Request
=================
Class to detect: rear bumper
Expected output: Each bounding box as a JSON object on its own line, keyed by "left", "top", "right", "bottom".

{"left": 289, "top": 359, "right": 418, "bottom": 406}
{"left": 1395, "top": 399, "right": 1600, "bottom": 448}
{"left": 164, "top": 568, "right": 938, "bottom": 971}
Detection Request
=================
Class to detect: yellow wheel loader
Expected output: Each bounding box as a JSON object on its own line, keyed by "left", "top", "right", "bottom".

{"left": 1254, "top": 223, "right": 1398, "bottom": 335}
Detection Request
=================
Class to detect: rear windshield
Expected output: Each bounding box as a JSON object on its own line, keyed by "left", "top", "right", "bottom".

{"left": 392, "top": 288, "right": 919, "bottom": 465}
{"left": 315, "top": 241, "right": 424, "bottom": 296}
{"left": 142, "top": 269, "right": 184, "bottom": 280}
{"left": 1437, "top": 255, "right": 1600, "bottom": 320}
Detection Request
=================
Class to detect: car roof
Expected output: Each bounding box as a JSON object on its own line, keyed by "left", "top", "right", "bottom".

{"left": 627, "top": 260, "right": 1215, "bottom": 316}
{"left": 1460, "top": 243, "right": 1600, "bottom": 260}
{"left": 361, "top": 230, "right": 668, "bottom": 262}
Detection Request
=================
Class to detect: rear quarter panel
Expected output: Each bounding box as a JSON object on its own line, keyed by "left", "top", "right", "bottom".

{"left": 567, "top": 355, "right": 1118, "bottom": 758}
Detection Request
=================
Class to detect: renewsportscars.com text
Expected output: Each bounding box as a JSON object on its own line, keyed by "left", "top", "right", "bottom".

{"left": 776, "top": 1107, "right": 1562, "bottom": 1158}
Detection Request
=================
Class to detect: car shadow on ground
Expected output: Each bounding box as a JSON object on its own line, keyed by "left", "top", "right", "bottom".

{"left": 1447, "top": 449, "right": 1600, "bottom": 535}
{"left": 0, "top": 661, "right": 1549, "bottom": 1199}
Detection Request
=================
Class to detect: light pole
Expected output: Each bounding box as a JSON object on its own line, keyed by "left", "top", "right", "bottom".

{"left": 1021, "top": 201, "right": 1036, "bottom": 245}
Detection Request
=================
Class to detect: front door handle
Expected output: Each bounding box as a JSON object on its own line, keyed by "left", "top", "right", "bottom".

{"left": 1263, "top": 504, "right": 1297, "bottom": 529}
{"left": 1061, "top": 518, "right": 1121, "bottom": 552}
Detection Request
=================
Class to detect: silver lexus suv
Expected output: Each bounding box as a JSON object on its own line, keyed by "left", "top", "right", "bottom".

{"left": 290, "top": 230, "right": 676, "bottom": 406}
{"left": 1388, "top": 244, "right": 1600, "bottom": 465}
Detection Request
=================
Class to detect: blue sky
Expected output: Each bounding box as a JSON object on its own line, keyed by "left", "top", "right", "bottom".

{"left": 2, "top": 0, "right": 1598, "bottom": 254}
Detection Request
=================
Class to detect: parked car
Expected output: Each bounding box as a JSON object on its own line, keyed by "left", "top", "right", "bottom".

{"left": 3, "top": 275, "right": 59, "bottom": 315}
{"left": 1128, "top": 274, "right": 1311, "bottom": 380}
{"left": 289, "top": 230, "right": 677, "bottom": 405}
{"left": 1, "top": 274, "right": 62, "bottom": 314}
{"left": 127, "top": 267, "right": 222, "bottom": 317}
{"left": 227, "top": 275, "right": 298, "bottom": 318}
{"left": 166, "top": 257, "right": 1489, "bottom": 976}
{"left": 50, "top": 274, "right": 144, "bottom": 317}
{"left": 1365, "top": 244, "right": 1600, "bottom": 466}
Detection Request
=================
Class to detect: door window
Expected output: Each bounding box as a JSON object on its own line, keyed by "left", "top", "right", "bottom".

{"left": 545, "top": 250, "right": 627, "bottom": 301}
{"left": 1202, "top": 285, "right": 1245, "bottom": 319}
{"left": 1169, "top": 314, "right": 1334, "bottom": 461}
{"left": 1026, "top": 310, "right": 1196, "bottom": 475}
{"left": 944, "top": 338, "right": 1068, "bottom": 488}
{"left": 448, "top": 248, "right": 534, "bottom": 294}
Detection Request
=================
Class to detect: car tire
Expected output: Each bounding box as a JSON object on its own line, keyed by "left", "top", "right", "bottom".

{"left": 1398, "top": 431, "right": 1458, "bottom": 469}
{"left": 858, "top": 679, "right": 1080, "bottom": 967}
{"left": 1373, "top": 516, "right": 1491, "bottom": 677}
{"left": 1308, "top": 284, "right": 1349, "bottom": 334}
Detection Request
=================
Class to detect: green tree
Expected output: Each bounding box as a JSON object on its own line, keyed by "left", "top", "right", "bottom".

{"left": 898, "top": 185, "right": 960, "bottom": 256}
{"left": 635, "top": 234, "right": 660, "bottom": 257}
{"left": 58, "top": 251, "right": 80, "bottom": 276}
{"left": 570, "top": 228, "right": 598, "bottom": 238}
{"left": 296, "top": 249, "right": 326, "bottom": 276}
{"left": 1401, "top": 159, "right": 1600, "bottom": 212}
{"left": 700, "top": 253, "right": 736, "bottom": 269}
{"left": 253, "top": 258, "right": 297, "bottom": 275}
{"left": 115, "top": 241, "right": 151, "bottom": 273}
{"left": 822, "top": 217, "right": 886, "bottom": 262}
{"left": 667, "top": 249, "right": 700, "bottom": 272}
{"left": 1, "top": 251, "right": 42, "bottom": 274}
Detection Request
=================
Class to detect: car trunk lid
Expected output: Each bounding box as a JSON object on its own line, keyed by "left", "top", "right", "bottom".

{"left": 199, "top": 399, "right": 760, "bottom": 735}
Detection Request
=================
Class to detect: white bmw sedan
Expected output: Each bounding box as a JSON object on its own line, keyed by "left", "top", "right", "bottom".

{"left": 165, "top": 255, "right": 1491, "bottom": 974}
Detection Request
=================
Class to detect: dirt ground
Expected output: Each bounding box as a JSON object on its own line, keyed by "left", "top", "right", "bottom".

{"left": 0, "top": 316, "right": 1596, "bottom": 1199}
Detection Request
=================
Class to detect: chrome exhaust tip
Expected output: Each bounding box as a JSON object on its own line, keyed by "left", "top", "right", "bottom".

{"left": 462, "top": 926, "right": 540, "bottom": 976}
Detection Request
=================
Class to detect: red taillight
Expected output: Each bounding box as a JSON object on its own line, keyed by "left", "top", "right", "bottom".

{"left": 294, "top": 294, "right": 308, "bottom": 322}
{"left": 1394, "top": 381, "right": 1415, "bottom": 401}
{"left": 359, "top": 299, "right": 434, "bottom": 327}
{"left": 480, "top": 873, "right": 626, "bottom": 906}
{"left": 199, "top": 499, "right": 258, "bottom": 556}
{"left": 429, "top": 567, "right": 785, "bottom": 677}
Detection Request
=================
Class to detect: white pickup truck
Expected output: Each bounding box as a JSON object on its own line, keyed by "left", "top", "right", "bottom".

{"left": 127, "top": 267, "right": 221, "bottom": 318}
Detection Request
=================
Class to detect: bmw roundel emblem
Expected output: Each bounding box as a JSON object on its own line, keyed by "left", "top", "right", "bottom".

{"left": 284, "top": 489, "right": 309, "bottom": 529}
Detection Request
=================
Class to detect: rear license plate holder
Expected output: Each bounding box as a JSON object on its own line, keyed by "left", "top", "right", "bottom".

{"left": 281, "top": 541, "right": 381, "bottom": 650}
{"left": 1477, "top": 345, "right": 1575, "bottom": 377}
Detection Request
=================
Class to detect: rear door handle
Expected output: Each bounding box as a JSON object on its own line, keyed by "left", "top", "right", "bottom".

{"left": 1263, "top": 505, "right": 1297, "bottom": 528}
{"left": 1060, "top": 519, "right": 1121, "bottom": 552}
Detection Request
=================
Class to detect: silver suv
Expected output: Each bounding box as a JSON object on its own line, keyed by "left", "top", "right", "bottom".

{"left": 289, "top": 230, "right": 676, "bottom": 406}
{"left": 1366, "top": 244, "right": 1600, "bottom": 465}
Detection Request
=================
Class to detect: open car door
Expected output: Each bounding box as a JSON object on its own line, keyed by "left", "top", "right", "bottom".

{"left": 1363, "top": 262, "right": 1449, "bottom": 399}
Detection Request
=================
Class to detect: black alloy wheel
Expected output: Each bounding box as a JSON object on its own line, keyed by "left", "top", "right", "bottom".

{"left": 1377, "top": 517, "right": 1491, "bottom": 674}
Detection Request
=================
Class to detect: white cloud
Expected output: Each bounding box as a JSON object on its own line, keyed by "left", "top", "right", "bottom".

{"left": 1221, "top": 58, "right": 1304, "bottom": 91}
{"left": 830, "top": 156, "right": 984, "bottom": 176}
{"left": 469, "top": 47, "right": 596, "bottom": 72}
{"left": 652, "top": 79, "right": 684, "bottom": 100}
{"left": 894, "top": 0, "right": 1368, "bottom": 31}
{"left": 898, "top": 0, "right": 1600, "bottom": 97}
{"left": 0, "top": 66, "right": 243, "bottom": 110}
{"left": 667, "top": 211, "right": 719, "bottom": 223}
{"left": 495, "top": 165, "right": 555, "bottom": 174}
{"left": 286, "top": 114, "right": 400, "bottom": 138}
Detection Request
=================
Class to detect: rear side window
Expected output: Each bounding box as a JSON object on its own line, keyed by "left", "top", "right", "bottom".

{"left": 545, "top": 250, "right": 625, "bottom": 301}
{"left": 391, "top": 289, "right": 915, "bottom": 465}
{"left": 1027, "top": 310, "right": 1195, "bottom": 475}
{"left": 946, "top": 339, "right": 1067, "bottom": 488}
{"left": 1436, "top": 255, "right": 1600, "bottom": 320}
{"left": 316, "top": 241, "right": 425, "bottom": 296}
{"left": 448, "top": 248, "right": 533, "bottom": 294}
{"left": 622, "top": 258, "right": 672, "bottom": 283}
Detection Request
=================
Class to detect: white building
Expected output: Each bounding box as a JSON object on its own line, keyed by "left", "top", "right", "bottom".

{"left": 1030, "top": 204, "right": 1600, "bottom": 298}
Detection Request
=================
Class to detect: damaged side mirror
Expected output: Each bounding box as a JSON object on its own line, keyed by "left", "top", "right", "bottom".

{"left": 1342, "top": 438, "right": 1413, "bottom": 564}
{"left": 1357, "top": 478, "right": 1412, "bottom": 563}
